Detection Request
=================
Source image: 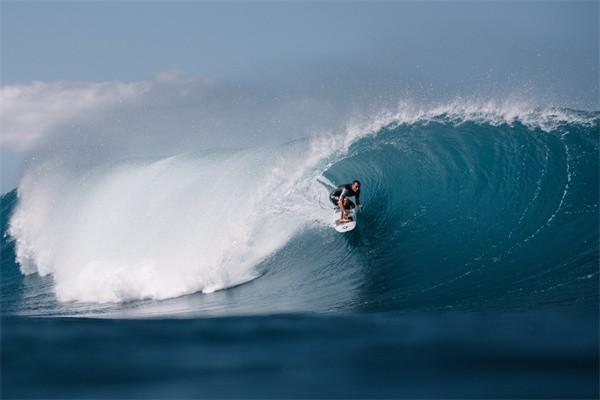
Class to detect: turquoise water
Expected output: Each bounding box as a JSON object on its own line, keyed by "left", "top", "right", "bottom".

{"left": 1, "top": 110, "right": 598, "bottom": 397}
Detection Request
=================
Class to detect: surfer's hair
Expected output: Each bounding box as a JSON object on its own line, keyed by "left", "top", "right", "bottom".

{"left": 352, "top": 180, "right": 361, "bottom": 186}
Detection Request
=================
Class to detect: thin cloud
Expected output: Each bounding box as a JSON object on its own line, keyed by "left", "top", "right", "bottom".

{"left": 1, "top": 80, "right": 150, "bottom": 151}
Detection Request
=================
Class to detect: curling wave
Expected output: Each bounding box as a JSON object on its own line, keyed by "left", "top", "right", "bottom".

{"left": 1, "top": 103, "right": 598, "bottom": 316}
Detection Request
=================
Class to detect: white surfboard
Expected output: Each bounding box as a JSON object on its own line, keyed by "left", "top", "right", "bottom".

{"left": 333, "top": 208, "right": 357, "bottom": 233}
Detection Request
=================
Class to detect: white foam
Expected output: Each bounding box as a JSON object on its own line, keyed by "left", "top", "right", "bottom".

{"left": 9, "top": 144, "right": 333, "bottom": 303}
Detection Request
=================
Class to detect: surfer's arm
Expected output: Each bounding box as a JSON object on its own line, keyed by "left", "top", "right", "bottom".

{"left": 356, "top": 192, "right": 361, "bottom": 207}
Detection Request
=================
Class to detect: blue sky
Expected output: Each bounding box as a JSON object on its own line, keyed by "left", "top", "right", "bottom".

{"left": 1, "top": 1, "right": 599, "bottom": 192}
{"left": 2, "top": 1, "right": 598, "bottom": 103}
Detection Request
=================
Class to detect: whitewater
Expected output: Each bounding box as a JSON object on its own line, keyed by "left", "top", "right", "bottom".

{"left": 2, "top": 99, "right": 598, "bottom": 317}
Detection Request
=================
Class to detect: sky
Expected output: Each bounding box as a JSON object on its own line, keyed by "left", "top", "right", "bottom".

{"left": 1, "top": 1, "right": 599, "bottom": 192}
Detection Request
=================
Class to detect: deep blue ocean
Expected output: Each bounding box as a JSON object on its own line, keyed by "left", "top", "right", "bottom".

{"left": 1, "top": 109, "right": 598, "bottom": 398}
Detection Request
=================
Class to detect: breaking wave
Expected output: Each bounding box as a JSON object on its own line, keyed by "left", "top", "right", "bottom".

{"left": 2, "top": 102, "right": 598, "bottom": 316}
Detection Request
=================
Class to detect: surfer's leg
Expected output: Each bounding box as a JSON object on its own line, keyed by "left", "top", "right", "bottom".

{"left": 340, "top": 198, "right": 349, "bottom": 220}
{"left": 341, "top": 199, "right": 355, "bottom": 221}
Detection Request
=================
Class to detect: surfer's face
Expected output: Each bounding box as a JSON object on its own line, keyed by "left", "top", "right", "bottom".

{"left": 352, "top": 183, "right": 360, "bottom": 191}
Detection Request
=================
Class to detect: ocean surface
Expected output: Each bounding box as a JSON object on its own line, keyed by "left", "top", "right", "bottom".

{"left": 1, "top": 106, "right": 599, "bottom": 398}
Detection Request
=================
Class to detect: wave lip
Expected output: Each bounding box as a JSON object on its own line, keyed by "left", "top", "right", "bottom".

{"left": 369, "top": 100, "right": 599, "bottom": 134}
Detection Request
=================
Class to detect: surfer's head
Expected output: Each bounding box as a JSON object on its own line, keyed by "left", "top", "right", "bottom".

{"left": 352, "top": 180, "right": 361, "bottom": 192}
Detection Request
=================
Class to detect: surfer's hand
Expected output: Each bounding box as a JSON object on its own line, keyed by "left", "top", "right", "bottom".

{"left": 357, "top": 204, "right": 362, "bottom": 209}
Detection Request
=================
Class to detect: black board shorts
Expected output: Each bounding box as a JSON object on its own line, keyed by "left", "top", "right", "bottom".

{"left": 329, "top": 194, "right": 355, "bottom": 209}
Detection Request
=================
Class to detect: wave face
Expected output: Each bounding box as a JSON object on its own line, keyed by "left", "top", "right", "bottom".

{"left": 1, "top": 106, "right": 598, "bottom": 317}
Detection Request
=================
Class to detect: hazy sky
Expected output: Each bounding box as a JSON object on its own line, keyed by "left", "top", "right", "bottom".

{"left": 1, "top": 1, "right": 599, "bottom": 192}
{"left": 2, "top": 1, "right": 598, "bottom": 99}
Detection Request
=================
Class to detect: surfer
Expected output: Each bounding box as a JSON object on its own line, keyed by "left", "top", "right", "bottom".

{"left": 329, "top": 180, "right": 362, "bottom": 222}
